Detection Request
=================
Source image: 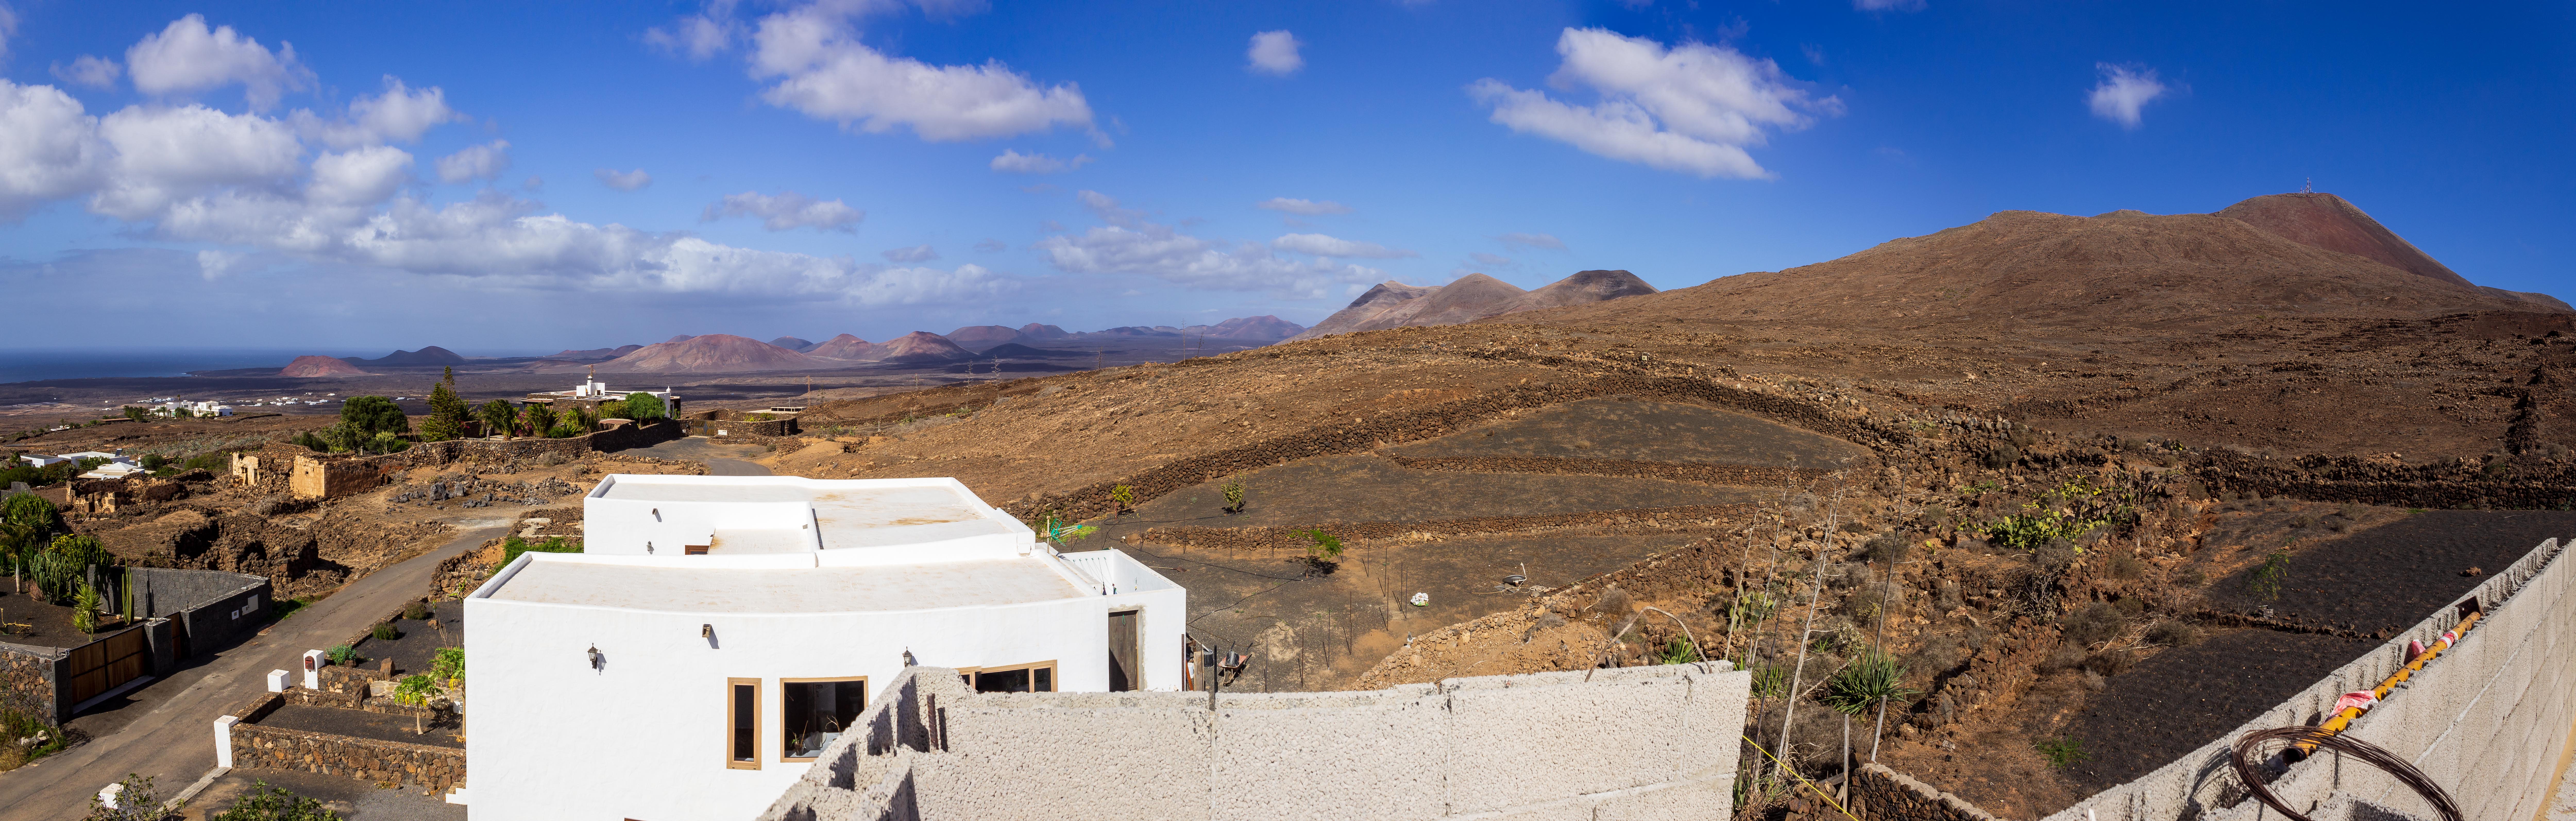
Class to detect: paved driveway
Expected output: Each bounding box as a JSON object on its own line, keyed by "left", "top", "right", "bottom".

{"left": 0, "top": 524, "right": 506, "bottom": 819}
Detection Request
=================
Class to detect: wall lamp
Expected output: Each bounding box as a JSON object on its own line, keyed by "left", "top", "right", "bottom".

{"left": 701, "top": 623, "right": 714, "bottom": 639}
{"left": 587, "top": 645, "right": 603, "bottom": 671}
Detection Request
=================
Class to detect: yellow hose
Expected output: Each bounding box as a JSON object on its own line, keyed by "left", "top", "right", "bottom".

{"left": 2298, "top": 610, "right": 2481, "bottom": 752}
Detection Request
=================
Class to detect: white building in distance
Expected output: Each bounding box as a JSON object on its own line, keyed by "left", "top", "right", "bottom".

{"left": 464, "top": 474, "right": 1183, "bottom": 821}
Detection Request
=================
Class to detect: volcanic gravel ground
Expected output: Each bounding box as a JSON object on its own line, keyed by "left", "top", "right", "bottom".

{"left": 1096, "top": 454, "right": 1764, "bottom": 531}
{"left": 350, "top": 599, "right": 463, "bottom": 678}
{"left": 257, "top": 703, "right": 462, "bottom": 748}
{"left": 2207, "top": 510, "right": 2576, "bottom": 631}
{"left": 1385, "top": 396, "right": 1875, "bottom": 467}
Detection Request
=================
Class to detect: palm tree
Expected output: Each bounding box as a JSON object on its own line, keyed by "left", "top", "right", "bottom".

{"left": 476, "top": 401, "right": 518, "bottom": 440}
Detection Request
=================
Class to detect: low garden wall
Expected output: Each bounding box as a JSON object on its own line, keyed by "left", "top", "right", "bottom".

{"left": 1849, "top": 763, "right": 2011, "bottom": 821}
{"left": 227, "top": 691, "right": 465, "bottom": 794}
{"left": 0, "top": 641, "right": 67, "bottom": 726}
{"left": 388, "top": 419, "right": 685, "bottom": 466}
{"left": 128, "top": 567, "right": 271, "bottom": 654}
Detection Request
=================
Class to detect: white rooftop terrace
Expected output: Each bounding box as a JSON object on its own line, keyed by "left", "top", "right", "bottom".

{"left": 486, "top": 555, "right": 1090, "bottom": 613}
{"left": 583, "top": 474, "right": 1033, "bottom": 562}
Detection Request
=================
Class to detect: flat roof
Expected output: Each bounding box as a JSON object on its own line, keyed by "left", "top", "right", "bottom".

{"left": 486, "top": 557, "right": 1086, "bottom": 613}
{"left": 596, "top": 476, "right": 1020, "bottom": 549}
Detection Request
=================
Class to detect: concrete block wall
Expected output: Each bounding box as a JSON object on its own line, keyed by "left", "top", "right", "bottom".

{"left": 2041, "top": 536, "right": 2574, "bottom": 821}
{"left": 764, "top": 662, "right": 1749, "bottom": 821}
{"left": 128, "top": 567, "right": 270, "bottom": 656}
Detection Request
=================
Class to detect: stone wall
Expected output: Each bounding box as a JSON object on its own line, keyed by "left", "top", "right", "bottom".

{"left": 682, "top": 409, "right": 799, "bottom": 438}
{"left": 1138, "top": 503, "right": 1749, "bottom": 551}
{"left": 398, "top": 418, "right": 683, "bottom": 466}
{"left": 1850, "top": 763, "right": 2012, "bottom": 821}
{"left": 761, "top": 662, "right": 1749, "bottom": 821}
{"left": 227, "top": 691, "right": 466, "bottom": 794}
{"left": 0, "top": 641, "right": 67, "bottom": 726}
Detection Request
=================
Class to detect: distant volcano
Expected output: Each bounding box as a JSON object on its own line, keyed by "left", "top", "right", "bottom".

{"left": 594, "top": 334, "right": 822, "bottom": 373}
{"left": 342, "top": 346, "right": 466, "bottom": 366}
{"left": 1291, "top": 270, "right": 1657, "bottom": 340}
{"left": 280, "top": 355, "right": 369, "bottom": 377}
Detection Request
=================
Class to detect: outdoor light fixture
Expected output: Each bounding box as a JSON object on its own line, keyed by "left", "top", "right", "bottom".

{"left": 701, "top": 623, "right": 713, "bottom": 638}
{"left": 903, "top": 649, "right": 917, "bottom": 667}
{"left": 587, "top": 645, "right": 602, "bottom": 670}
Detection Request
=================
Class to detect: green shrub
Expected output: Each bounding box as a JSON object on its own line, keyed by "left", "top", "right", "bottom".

{"left": 403, "top": 601, "right": 430, "bottom": 620}
{"left": 1819, "top": 646, "right": 1915, "bottom": 715}
{"left": 371, "top": 622, "right": 399, "bottom": 641}
{"left": 1747, "top": 661, "right": 1790, "bottom": 698}
{"left": 501, "top": 536, "right": 580, "bottom": 567}
{"left": 2061, "top": 601, "right": 2124, "bottom": 647}
{"left": 211, "top": 780, "right": 342, "bottom": 820}
{"left": 1658, "top": 636, "right": 1699, "bottom": 665}
{"left": 72, "top": 582, "right": 98, "bottom": 634}
{"left": 84, "top": 773, "right": 162, "bottom": 820}
{"left": 1221, "top": 477, "right": 1248, "bottom": 515}
{"left": 338, "top": 396, "right": 410, "bottom": 437}
{"left": 2036, "top": 736, "right": 2089, "bottom": 768}
{"left": 2249, "top": 549, "right": 2291, "bottom": 602}
{"left": 325, "top": 644, "right": 359, "bottom": 665}
{"left": 622, "top": 392, "right": 666, "bottom": 421}
{"left": 431, "top": 647, "right": 465, "bottom": 688}
{"left": 183, "top": 451, "right": 228, "bottom": 472}
{"left": 1298, "top": 529, "right": 1343, "bottom": 564}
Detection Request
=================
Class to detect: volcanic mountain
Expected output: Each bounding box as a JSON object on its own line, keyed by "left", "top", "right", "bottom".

{"left": 1290, "top": 271, "right": 1657, "bottom": 340}
{"left": 341, "top": 346, "right": 466, "bottom": 366}
{"left": 805, "top": 334, "right": 877, "bottom": 360}
{"left": 1018, "top": 323, "right": 1070, "bottom": 341}
{"left": 1516, "top": 194, "right": 2567, "bottom": 333}
{"left": 1189, "top": 315, "right": 1308, "bottom": 340}
{"left": 871, "top": 331, "right": 975, "bottom": 363}
{"left": 278, "top": 355, "right": 369, "bottom": 377}
{"left": 594, "top": 334, "right": 822, "bottom": 373}
{"left": 945, "top": 326, "right": 1032, "bottom": 351}
{"left": 769, "top": 336, "right": 817, "bottom": 352}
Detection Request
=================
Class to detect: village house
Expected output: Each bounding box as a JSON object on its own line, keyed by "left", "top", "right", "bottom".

{"left": 463, "top": 474, "right": 1182, "bottom": 820}
{"left": 522, "top": 369, "right": 681, "bottom": 416}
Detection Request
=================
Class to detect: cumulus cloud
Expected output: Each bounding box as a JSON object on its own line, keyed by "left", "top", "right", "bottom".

{"left": 595, "top": 168, "right": 652, "bottom": 191}
{"left": 1255, "top": 197, "right": 1351, "bottom": 215}
{"left": 881, "top": 244, "right": 938, "bottom": 263}
{"left": 1035, "top": 190, "right": 1381, "bottom": 299}
{"left": 1272, "top": 233, "right": 1416, "bottom": 259}
{"left": 644, "top": 12, "right": 738, "bottom": 61}
{"left": 2087, "top": 63, "right": 2170, "bottom": 130}
{"left": 1469, "top": 28, "right": 1839, "bottom": 179}
{"left": 125, "top": 14, "right": 316, "bottom": 110}
{"left": 1247, "top": 30, "right": 1303, "bottom": 76}
{"left": 701, "top": 190, "right": 865, "bottom": 232}
{"left": 990, "top": 149, "right": 1090, "bottom": 174}
{"left": 292, "top": 77, "right": 464, "bottom": 149}
{"left": 1497, "top": 232, "right": 1566, "bottom": 251}
{"left": 436, "top": 140, "right": 511, "bottom": 184}
{"left": 746, "top": 3, "right": 1094, "bottom": 142}
{"left": 53, "top": 56, "right": 123, "bottom": 90}
{"left": 0, "top": 70, "right": 1003, "bottom": 307}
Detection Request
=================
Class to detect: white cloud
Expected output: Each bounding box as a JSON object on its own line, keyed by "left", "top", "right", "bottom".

{"left": 1854, "top": 0, "right": 1926, "bottom": 10}
{"left": 1255, "top": 197, "right": 1351, "bottom": 215}
{"left": 645, "top": 13, "right": 738, "bottom": 61}
{"left": 1272, "top": 233, "right": 1416, "bottom": 259}
{"left": 436, "top": 140, "right": 511, "bottom": 183}
{"left": 990, "top": 149, "right": 1090, "bottom": 174}
{"left": 197, "top": 249, "right": 243, "bottom": 280}
{"left": 1247, "top": 30, "right": 1303, "bottom": 76}
{"left": 881, "top": 244, "right": 938, "bottom": 263}
{"left": 125, "top": 14, "right": 315, "bottom": 110}
{"left": 2087, "top": 63, "right": 2169, "bottom": 130}
{"left": 1075, "top": 188, "right": 1145, "bottom": 228}
{"left": 307, "top": 146, "right": 413, "bottom": 206}
{"left": 1035, "top": 190, "right": 1380, "bottom": 299}
{"left": 293, "top": 77, "right": 463, "bottom": 148}
{"left": 595, "top": 168, "right": 653, "bottom": 191}
{"left": 93, "top": 104, "right": 304, "bottom": 220}
{"left": 1469, "top": 28, "right": 1838, "bottom": 179}
{"left": 702, "top": 190, "right": 865, "bottom": 232}
{"left": 1497, "top": 232, "right": 1566, "bottom": 251}
{"left": 523, "top": 175, "right": 543, "bottom": 191}
{"left": 52, "top": 56, "right": 123, "bottom": 90}
{"left": 0, "top": 80, "right": 108, "bottom": 220}
{"left": 747, "top": 4, "right": 1094, "bottom": 142}
{"left": 0, "top": 3, "right": 16, "bottom": 62}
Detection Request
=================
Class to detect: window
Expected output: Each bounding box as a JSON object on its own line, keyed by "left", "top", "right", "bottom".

{"left": 782, "top": 677, "right": 866, "bottom": 761}
{"left": 962, "top": 661, "right": 1056, "bottom": 693}
{"left": 726, "top": 678, "right": 760, "bottom": 770}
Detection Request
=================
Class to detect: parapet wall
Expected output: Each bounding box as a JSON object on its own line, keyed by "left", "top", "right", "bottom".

{"left": 2040, "top": 535, "right": 2573, "bottom": 821}
{"left": 764, "top": 662, "right": 1749, "bottom": 821}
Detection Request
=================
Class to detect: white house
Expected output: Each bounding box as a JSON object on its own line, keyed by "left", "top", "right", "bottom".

{"left": 16, "top": 454, "right": 65, "bottom": 468}
{"left": 58, "top": 450, "right": 145, "bottom": 479}
{"left": 464, "top": 474, "right": 1184, "bottom": 821}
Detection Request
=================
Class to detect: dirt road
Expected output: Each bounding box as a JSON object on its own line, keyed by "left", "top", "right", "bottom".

{"left": 0, "top": 524, "right": 507, "bottom": 819}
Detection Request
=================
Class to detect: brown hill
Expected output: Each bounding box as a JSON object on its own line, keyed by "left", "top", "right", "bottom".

{"left": 872, "top": 331, "right": 974, "bottom": 362}
{"left": 769, "top": 336, "right": 816, "bottom": 352}
{"left": 596, "top": 334, "right": 822, "bottom": 373}
{"left": 2215, "top": 193, "right": 2472, "bottom": 288}
{"left": 1291, "top": 271, "right": 1658, "bottom": 341}
{"left": 806, "top": 334, "right": 877, "bottom": 360}
{"left": 1515, "top": 196, "right": 2560, "bottom": 333}
{"left": 278, "top": 356, "right": 368, "bottom": 377}
{"left": 1018, "top": 323, "right": 1070, "bottom": 340}
{"left": 1192, "top": 315, "right": 1308, "bottom": 340}
{"left": 946, "top": 326, "right": 1031, "bottom": 351}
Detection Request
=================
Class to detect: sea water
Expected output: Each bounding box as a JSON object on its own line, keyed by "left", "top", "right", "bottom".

{"left": 0, "top": 348, "right": 371, "bottom": 384}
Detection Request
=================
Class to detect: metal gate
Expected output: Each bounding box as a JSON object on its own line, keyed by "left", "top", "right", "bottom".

{"left": 64, "top": 626, "right": 150, "bottom": 706}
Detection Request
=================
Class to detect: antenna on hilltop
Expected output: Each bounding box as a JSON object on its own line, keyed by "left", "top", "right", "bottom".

{"left": 2301, "top": 177, "right": 2313, "bottom": 195}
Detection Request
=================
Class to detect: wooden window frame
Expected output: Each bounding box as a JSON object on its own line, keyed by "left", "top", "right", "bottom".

{"left": 962, "top": 660, "right": 1058, "bottom": 693}
{"left": 726, "top": 677, "right": 761, "bottom": 771}
{"left": 778, "top": 676, "right": 868, "bottom": 763}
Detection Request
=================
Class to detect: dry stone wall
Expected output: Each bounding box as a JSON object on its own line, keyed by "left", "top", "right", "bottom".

{"left": 0, "top": 642, "right": 66, "bottom": 726}
{"left": 228, "top": 692, "right": 465, "bottom": 793}
{"left": 1137, "top": 503, "right": 1750, "bottom": 551}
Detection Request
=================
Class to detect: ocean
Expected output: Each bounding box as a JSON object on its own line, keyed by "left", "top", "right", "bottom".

{"left": 0, "top": 348, "right": 372, "bottom": 384}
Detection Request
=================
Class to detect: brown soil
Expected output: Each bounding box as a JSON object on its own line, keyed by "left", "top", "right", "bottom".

{"left": 1385, "top": 396, "right": 1874, "bottom": 467}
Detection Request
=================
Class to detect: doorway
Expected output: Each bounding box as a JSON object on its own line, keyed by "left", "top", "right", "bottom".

{"left": 1107, "top": 609, "right": 1141, "bottom": 691}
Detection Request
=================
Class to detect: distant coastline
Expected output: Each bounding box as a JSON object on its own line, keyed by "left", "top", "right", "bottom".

{"left": 0, "top": 348, "right": 374, "bottom": 385}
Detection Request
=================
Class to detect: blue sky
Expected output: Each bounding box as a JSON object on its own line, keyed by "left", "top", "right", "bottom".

{"left": 3, "top": 1, "right": 2569, "bottom": 353}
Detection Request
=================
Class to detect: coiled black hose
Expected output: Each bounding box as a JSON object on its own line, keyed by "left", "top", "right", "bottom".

{"left": 2228, "top": 726, "right": 2460, "bottom": 821}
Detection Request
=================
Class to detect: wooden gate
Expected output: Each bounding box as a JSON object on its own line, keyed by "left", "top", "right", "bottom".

{"left": 64, "top": 626, "right": 150, "bottom": 706}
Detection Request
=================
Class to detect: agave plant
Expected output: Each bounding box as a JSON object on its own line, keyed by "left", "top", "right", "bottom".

{"left": 1820, "top": 646, "right": 1916, "bottom": 716}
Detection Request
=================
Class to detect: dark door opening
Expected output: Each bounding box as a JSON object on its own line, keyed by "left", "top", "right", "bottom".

{"left": 1107, "top": 609, "right": 1141, "bottom": 692}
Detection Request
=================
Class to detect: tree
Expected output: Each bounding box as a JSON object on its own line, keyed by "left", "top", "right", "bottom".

{"left": 121, "top": 406, "right": 150, "bottom": 423}
{"left": 393, "top": 674, "right": 437, "bottom": 734}
{"left": 339, "top": 396, "right": 409, "bottom": 437}
{"left": 597, "top": 399, "right": 629, "bottom": 420}
{"left": 622, "top": 392, "right": 666, "bottom": 421}
{"left": 476, "top": 400, "right": 519, "bottom": 440}
{"left": 522, "top": 404, "right": 557, "bottom": 438}
{"left": 420, "top": 380, "right": 469, "bottom": 442}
